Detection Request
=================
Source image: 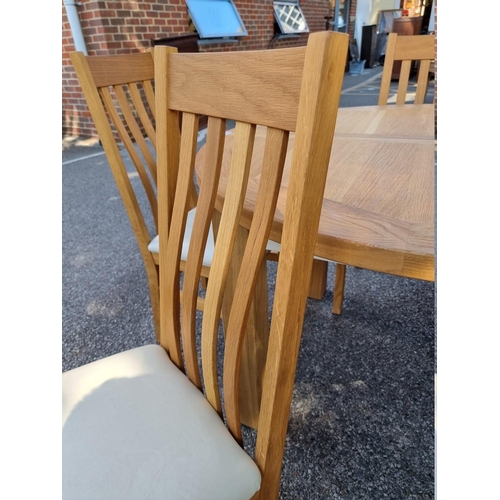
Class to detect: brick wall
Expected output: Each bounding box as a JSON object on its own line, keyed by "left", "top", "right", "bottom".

{"left": 63, "top": 0, "right": 192, "bottom": 137}
{"left": 63, "top": 0, "right": 354, "bottom": 139}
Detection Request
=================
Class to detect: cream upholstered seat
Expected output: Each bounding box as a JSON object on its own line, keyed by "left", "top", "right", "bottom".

{"left": 147, "top": 207, "right": 215, "bottom": 266}
{"left": 62, "top": 345, "right": 260, "bottom": 499}
{"left": 65, "top": 31, "right": 349, "bottom": 499}
{"left": 148, "top": 207, "right": 279, "bottom": 266}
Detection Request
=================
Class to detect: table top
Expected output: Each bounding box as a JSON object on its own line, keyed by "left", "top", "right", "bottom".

{"left": 196, "top": 104, "right": 435, "bottom": 281}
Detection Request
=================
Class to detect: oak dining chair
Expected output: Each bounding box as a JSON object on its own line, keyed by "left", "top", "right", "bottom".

{"left": 379, "top": 32, "right": 436, "bottom": 106}
{"left": 63, "top": 31, "right": 349, "bottom": 499}
{"left": 70, "top": 49, "right": 327, "bottom": 342}
{"left": 71, "top": 49, "right": 197, "bottom": 341}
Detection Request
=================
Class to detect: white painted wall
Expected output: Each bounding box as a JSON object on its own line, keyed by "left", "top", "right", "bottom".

{"left": 354, "top": 0, "right": 400, "bottom": 60}
{"left": 369, "top": 0, "right": 401, "bottom": 25}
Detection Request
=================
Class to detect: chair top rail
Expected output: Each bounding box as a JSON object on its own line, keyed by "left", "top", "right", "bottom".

{"left": 85, "top": 52, "right": 155, "bottom": 88}
{"left": 166, "top": 47, "right": 306, "bottom": 132}
{"left": 392, "top": 34, "right": 435, "bottom": 61}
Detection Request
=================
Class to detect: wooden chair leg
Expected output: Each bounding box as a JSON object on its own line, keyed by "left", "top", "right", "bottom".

{"left": 308, "top": 259, "right": 327, "bottom": 300}
{"left": 332, "top": 263, "right": 346, "bottom": 315}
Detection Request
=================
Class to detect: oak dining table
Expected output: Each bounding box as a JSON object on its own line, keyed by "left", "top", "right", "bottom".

{"left": 195, "top": 103, "right": 435, "bottom": 429}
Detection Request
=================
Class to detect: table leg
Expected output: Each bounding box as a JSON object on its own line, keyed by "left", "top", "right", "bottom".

{"left": 333, "top": 263, "right": 346, "bottom": 315}
{"left": 309, "top": 259, "right": 328, "bottom": 300}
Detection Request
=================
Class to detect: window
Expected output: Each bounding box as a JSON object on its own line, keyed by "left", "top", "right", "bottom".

{"left": 273, "top": 1, "right": 309, "bottom": 35}
{"left": 186, "top": 0, "right": 247, "bottom": 39}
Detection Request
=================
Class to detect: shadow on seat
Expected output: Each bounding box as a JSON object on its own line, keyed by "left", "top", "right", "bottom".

{"left": 63, "top": 31, "right": 349, "bottom": 499}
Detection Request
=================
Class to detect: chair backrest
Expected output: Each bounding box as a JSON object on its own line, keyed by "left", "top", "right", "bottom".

{"left": 378, "top": 33, "right": 435, "bottom": 105}
{"left": 71, "top": 50, "right": 202, "bottom": 338}
{"left": 154, "top": 31, "right": 348, "bottom": 499}
{"left": 70, "top": 51, "right": 159, "bottom": 260}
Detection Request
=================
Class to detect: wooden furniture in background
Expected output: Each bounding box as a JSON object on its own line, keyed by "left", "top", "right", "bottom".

{"left": 152, "top": 33, "right": 200, "bottom": 52}
{"left": 63, "top": 31, "right": 349, "bottom": 500}
{"left": 197, "top": 104, "right": 435, "bottom": 319}
{"left": 329, "top": 33, "right": 435, "bottom": 314}
{"left": 390, "top": 16, "right": 424, "bottom": 78}
{"left": 379, "top": 33, "right": 435, "bottom": 105}
{"left": 71, "top": 50, "right": 212, "bottom": 341}
{"left": 393, "top": 15, "right": 423, "bottom": 36}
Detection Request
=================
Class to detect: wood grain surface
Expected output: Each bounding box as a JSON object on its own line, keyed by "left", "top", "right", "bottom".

{"left": 196, "top": 104, "right": 435, "bottom": 281}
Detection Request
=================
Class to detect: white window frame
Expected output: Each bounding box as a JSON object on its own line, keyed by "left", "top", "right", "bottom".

{"left": 186, "top": 0, "right": 248, "bottom": 40}
{"left": 273, "top": 1, "right": 310, "bottom": 35}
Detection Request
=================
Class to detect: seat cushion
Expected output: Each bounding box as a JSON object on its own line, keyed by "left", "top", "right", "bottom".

{"left": 62, "top": 344, "right": 261, "bottom": 500}
{"left": 148, "top": 208, "right": 215, "bottom": 268}
{"left": 148, "top": 208, "right": 292, "bottom": 266}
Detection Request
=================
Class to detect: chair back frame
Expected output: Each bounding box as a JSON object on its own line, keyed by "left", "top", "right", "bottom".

{"left": 378, "top": 33, "right": 435, "bottom": 105}
{"left": 154, "top": 31, "right": 349, "bottom": 499}
{"left": 71, "top": 51, "right": 161, "bottom": 335}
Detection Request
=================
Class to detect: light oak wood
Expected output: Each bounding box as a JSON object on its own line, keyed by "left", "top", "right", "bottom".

{"left": 155, "top": 31, "right": 349, "bottom": 499}
{"left": 202, "top": 121, "right": 256, "bottom": 415}
{"left": 72, "top": 47, "right": 325, "bottom": 345}
{"left": 71, "top": 51, "right": 162, "bottom": 338}
{"left": 333, "top": 263, "right": 347, "bottom": 314}
{"left": 166, "top": 48, "right": 305, "bottom": 132}
{"left": 379, "top": 33, "right": 435, "bottom": 106}
{"left": 223, "top": 126, "right": 288, "bottom": 436}
{"left": 199, "top": 105, "right": 435, "bottom": 283}
{"left": 265, "top": 250, "right": 328, "bottom": 300}
{"left": 309, "top": 259, "right": 328, "bottom": 300}
{"left": 71, "top": 50, "right": 212, "bottom": 344}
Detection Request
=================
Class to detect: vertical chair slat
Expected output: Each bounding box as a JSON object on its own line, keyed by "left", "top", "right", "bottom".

{"left": 113, "top": 84, "right": 158, "bottom": 184}
{"left": 181, "top": 116, "right": 226, "bottom": 390}
{"left": 156, "top": 45, "right": 184, "bottom": 350}
{"left": 160, "top": 112, "right": 200, "bottom": 368}
{"left": 155, "top": 45, "right": 181, "bottom": 240}
{"left": 129, "top": 81, "right": 157, "bottom": 152}
{"left": 100, "top": 86, "right": 159, "bottom": 230}
{"left": 143, "top": 80, "right": 156, "bottom": 120}
{"left": 223, "top": 127, "right": 289, "bottom": 444}
{"left": 201, "top": 121, "right": 256, "bottom": 417}
{"left": 378, "top": 34, "right": 396, "bottom": 106}
{"left": 69, "top": 54, "right": 152, "bottom": 249}
{"left": 415, "top": 59, "right": 431, "bottom": 104}
{"left": 396, "top": 60, "right": 412, "bottom": 105}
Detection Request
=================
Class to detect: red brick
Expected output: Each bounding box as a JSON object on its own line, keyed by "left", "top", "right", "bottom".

{"left": 63, "top": 0, "right": 339, "bottom": 138}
